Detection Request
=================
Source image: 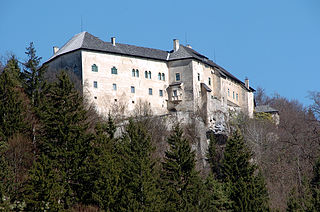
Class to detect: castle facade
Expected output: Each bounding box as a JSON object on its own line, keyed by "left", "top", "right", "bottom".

{"left": 45, "top": 32, "right": 254, "bottom": 123}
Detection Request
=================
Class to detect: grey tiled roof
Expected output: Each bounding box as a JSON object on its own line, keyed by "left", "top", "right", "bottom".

{"left": 255, "top": 105, "right": 279, "bottom": 113}
{"left": 47, "top": 32, "right": 254, "bottom": 91}
{"left": 48, "top": 32, "right": 169, "bottom": 61}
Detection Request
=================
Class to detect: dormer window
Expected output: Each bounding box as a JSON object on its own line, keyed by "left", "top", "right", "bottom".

{"left": 111, "top": 66, "right": 118, "bottom": 75}
{"left": 92, "top": 64, "right": 98, "bottom": 72}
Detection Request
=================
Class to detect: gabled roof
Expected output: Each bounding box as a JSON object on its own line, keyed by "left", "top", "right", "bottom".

{"left": 255, "top": 105, "right": 279, "bottom": 113}
{"left": 48, "top": 32, "right": 169, "bottom": 62}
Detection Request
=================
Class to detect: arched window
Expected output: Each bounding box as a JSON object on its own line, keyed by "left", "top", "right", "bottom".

{"left": 111, "top": 66, "right": 117, "bottom": 74}
{"left": 132, "top": 69, "right": 135, "bottom": 77}
{"left": 92, "top": 64, "right": 98, "bottom": 72}
{"left": 136, "top": 69, "right": 139, "bottom": 77}
{"left": 158, "top": 72, "right": 161, "bottom": 80}
{"left": 148, "top": 71, "right": 151, "bottom": 79}
{"left": 145, "top": 71, "right": 148, "bottom": 78}
{"left": 162, "top": 73, "right": 165, "bottom": 81}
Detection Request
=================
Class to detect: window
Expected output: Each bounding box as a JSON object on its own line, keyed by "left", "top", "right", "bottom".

{"left": 148, "top": 71, "right": 151, "bottom": 79}
{"left": 93, "top": 81, "right": 98, "bottom": 88}
{"left": 148, "top": 88, "right": 153, "bottom": 95}
{"left": 236, "top": 93, "right": 238, "bottom": 101}
{"left": 131, "top": 86, "right": 135, "bottom": 93}
{"left": 228, "top": 88, "right": 230, "bottom": 96}
{"left": 92, "top": 64, "right": 98, "bottom": 72}
{"left": 113, "top": 83, "right": 117, "bottom": 91}
{"left": 159, "top": 90, "right": 163, "bottom": 97}
{"left": 132, "top": 69, "right": 135, "bottom": 77}
{"left": 158, "top": 72, "right": 161, "bottom": 80}
{"left": 162, "top": 73, "right": 165, "bottom": 81}
{"left": 136, "top": 69, "right": 139, "bottom": 77}
{"left": 175, "top": 73, "right": 181, "bottom": 81}
{"left": 233, "top": 91, "right": 235, "bottom": 99}
{"left": 111, "top": 66, "right": 117, "bottom": 74}
{"left": 208, "top": 77, "right": 211, "bottom": 85}
{"left": 197, "top": 73, "right": 200, "bottom": 81}
{"left": 173, "top": 90, "right": 178, "bottom": 97}
{"left": 145, "top": 71, "right": 148, "bottom": 78}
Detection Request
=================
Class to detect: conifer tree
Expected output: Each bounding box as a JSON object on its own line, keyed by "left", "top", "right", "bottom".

{"left": 37, "top": 71, "right": 93, "bottom": 208}
{"left": 221, "top": 129, "right": 269, "bottom": 211}
{"left": 116, "top": 119, "right": 162, "bottom": 211}
{"left": 310, "top": 158, "right": 320, "bottom": 211}
{"left": 24, "top": 154, "right": 64, "bottom": 211}
{"left": 21, "top": 42, "right": 46, "bottom": 108}
{"left": 80, "top": 118, "right": 122, "bottom": 210}
{"left": 161, "top": 124, "right": 202, "bottom": 212}
{"left": 0, "top": 56, "right": 27, "bottom": 140}
{"left": 202, "top": 135, "right": 233, "bottom": 211}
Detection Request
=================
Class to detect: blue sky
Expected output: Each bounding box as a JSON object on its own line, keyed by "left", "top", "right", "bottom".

{"left": 1, "top": 0, "right": 319, "bottom": 106}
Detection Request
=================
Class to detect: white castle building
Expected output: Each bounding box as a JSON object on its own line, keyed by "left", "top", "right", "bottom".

{"left": 45, "top": 32, "right": 254, "bottom": 124}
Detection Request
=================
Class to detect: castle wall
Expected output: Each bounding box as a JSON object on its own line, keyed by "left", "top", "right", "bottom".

{"left": 81, "top": 50, "right": 169, "bottom": 116}
{"left": 167, "top": 59, "right": 194, "bottom": 112}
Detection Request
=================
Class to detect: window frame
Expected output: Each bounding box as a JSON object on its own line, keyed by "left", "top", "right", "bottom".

{"left": 131, "top": 86, "right": 135, "bottom": 93}
{"left": 148, "top": 88, "right": 153, "bottom": 95}
{"left": 159, "top": 89, "right": 163, "bottom": 97}
{"left": 112, "top": 83, "right": 117, "bottom": 91}
{"left": 175, "top": 73, "right": 181, "bottom": 81}
{"left": 111, "top": 66, "right": 118, "bottom": 75}
{"left": 92, "top": 64, "right": 98, "bottom": 72}
{"left": 93, "top": 81, "right": 98, "bottom": 88}
{"left": 132, "top": 69, "right": 135, "bottom": 77}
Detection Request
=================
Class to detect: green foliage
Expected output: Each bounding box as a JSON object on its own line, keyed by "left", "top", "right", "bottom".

{"left": 24, "top": 154, "right": 64, "bottom": 211}
{"left": 310, "top": 158, "right": 320, "bottom": 211}
{"left": 21, "top": 42, "right": 46, "bottom": 108}
{"left": 254, "top": 112, "right": 273, "bottom": 121}
{"left": 34, "top": 71, "right": 93, "bottom": 208}
{"left": 201, "top": 174, "right": 233, "bottom": 211}
{"left": 0, "top": 57, "right": 27, "bottom": 140}
{"left": 222, "top": 129, "right": 269, "bottom": 211}
{"left": 80, "top": 118, "right": 122, "bottom": 210}
{"left": 116, "top": 119, "right": 162, "bottom": 211}
{"left": 161, "top": 124, "right": 202, "bottom": 212}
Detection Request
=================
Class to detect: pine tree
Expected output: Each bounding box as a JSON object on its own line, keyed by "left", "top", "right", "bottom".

{"left": 310, "top": 158, "right": 320, "bottom": 211}
{"left": 37, "top": 71, "right": 93, "bottom": 208}
{"left": 0, "top": 56, "right": 27, "bottom": 140}
{"left": 202, "top": 135, "right": 233, "bottom": 211}
{"left": 221, "top": 129, "right": 269, "bottom": 211}
{"left": 160, "top": 124, "right": 202, "bottom": 212}
{"left": 21, "top": 42, "right": 46, "bottom": 108}
{"left": 80, "top": 118, "right": 122, "bottom": 210}
{"left": 116, "top": 119, "right": 162, "bottom": 211}
{"left": 24, "top": 154, "right": 64, "bottom": 211}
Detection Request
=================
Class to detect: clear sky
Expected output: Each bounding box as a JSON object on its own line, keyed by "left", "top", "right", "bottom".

{"left": 1, "top": 0, "right": 319, "bottom": 106}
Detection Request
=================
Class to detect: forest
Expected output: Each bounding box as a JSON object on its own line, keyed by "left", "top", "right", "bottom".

{"left": 1, "top": 43, "right": 320, "bottom": 211}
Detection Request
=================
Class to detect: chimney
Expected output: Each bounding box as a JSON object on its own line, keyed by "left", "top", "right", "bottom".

{"left": 53, "top": 46, "right": 59, "bottom": 54}
{"left": 245, "top": 77, "right": 249, "bottom": 89}
{"left": 111, "top": 37, "right": 116, "bottom": 46}
{"left": 186, "top": 44, "right": 192, "bottom": 49}
{"left": 173, "top": 39, "right": 179, "bottom": 51}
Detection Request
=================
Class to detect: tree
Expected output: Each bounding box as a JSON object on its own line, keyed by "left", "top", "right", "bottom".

{"left": 116, "top": 119, "right": 162, "bottom": 211}
{"left": 37, "top": 71, "right": 93, "bottom": 208}
{"left": 0, "top": 56, "right": 27, "bottom": 140}
{"left": 221, "top": 129, "right": 269, "bottom": 211}
{"left": 24, "top": 154, "right": 64, "bottom": 211}
{"left": 160, "top": 124, "right": 202, "bottom": 211}
{"left": 79, "top": 118, "right": 122, "bottom": 210}
{"left": 21, "top": 42, "right": 46, "bottom": 108}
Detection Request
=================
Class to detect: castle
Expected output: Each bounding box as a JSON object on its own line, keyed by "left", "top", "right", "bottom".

{"left": 45, "top": 32, "right": 255, "bottom": 126}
